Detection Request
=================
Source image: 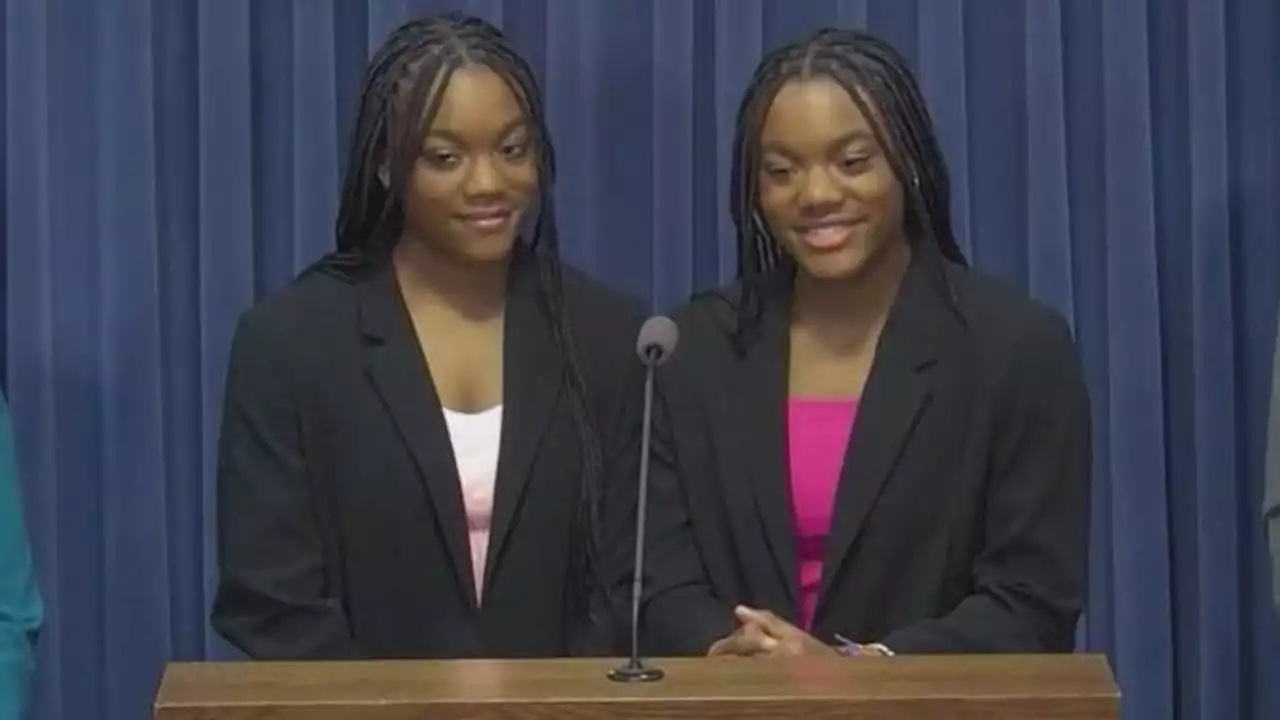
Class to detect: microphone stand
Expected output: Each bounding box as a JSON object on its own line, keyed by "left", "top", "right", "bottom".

{"left": 608, "top": 347, "right": 664, "bottom": 682}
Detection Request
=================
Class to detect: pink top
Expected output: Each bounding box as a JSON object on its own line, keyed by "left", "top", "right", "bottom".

{"left": 786, "top": 398, "right": 858, "bottom": 631}
{"left": 442, "top": 405, "right": 503, "bottom": 603}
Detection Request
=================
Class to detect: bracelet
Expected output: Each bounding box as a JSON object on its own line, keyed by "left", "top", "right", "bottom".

{"left": 832, "top": 634, "right": 895, "bottom": 657}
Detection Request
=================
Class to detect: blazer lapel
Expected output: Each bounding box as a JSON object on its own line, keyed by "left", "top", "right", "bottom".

{"left": 732, "top": 275, "right": 801, "bottom": 618}
{"left": 359, "top": 265, "right": 477, "bottom": 607}
{"left": 816, "top": 259, "right": 941, "bottom": 615}
{"left": 483, "top": 254, "right": 561, "bottom": 590}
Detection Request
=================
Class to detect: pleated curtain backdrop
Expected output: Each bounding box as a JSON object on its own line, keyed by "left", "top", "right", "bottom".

{"left": 4, "top": 1, "right": 1279, "bottom": 719}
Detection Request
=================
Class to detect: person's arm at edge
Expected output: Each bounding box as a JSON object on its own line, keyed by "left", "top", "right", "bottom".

{"left": 0, "top": 395, "right": 42, "bottom": 715}
{"left": 1263, "top": 315, "right": 1280, "bottom": 618}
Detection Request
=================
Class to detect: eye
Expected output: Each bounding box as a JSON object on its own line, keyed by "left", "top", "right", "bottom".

{"left": 839, "top": 155, "right": 872, "bottom": 173}
{"left": 761, "top": 162, "right": 794, "bottom": 181}
{"left": 421, "top": 149, "right": 461, "bottom": 169}
{"left": 500, "top": 141, "right": 530, "bottom": 160}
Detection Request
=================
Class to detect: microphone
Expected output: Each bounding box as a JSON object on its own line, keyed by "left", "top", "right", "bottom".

{"left": 608, "top": 315, "right": 678, "bottom": 683}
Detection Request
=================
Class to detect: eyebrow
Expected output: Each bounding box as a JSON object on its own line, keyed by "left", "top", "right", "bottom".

{"left": 426, "top": 117, "right": 530, "bottom": 145}
{"left": 761, "top": 128, "right": 876, "bottom": 157}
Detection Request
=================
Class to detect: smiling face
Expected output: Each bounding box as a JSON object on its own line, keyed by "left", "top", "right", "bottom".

{"left": 755, "top": 75, "right": 907, "bottom": 282}
{"left": 399, "top": 63, "right": 539, "bottom": 266}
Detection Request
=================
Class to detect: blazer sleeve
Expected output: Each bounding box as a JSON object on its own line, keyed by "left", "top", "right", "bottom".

{"left": 881, "top": 313, "right": 1091, "bottom": 653}
{"left": 1264, "top": 316, "right": 1280, "bottom": 616}
{"left": 621, "top": 379, "right": 736, "bottom": 656}
{"left": 210, "top": 311, "right": 359, "bottom": 659}
{"left": 572, "top": 307, "right": 648, "bottom": 658}
{"left": 0, "top": 397, "right": 41, "bottom": 716}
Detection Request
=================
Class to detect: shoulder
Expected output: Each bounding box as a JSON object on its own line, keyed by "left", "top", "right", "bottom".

{"left": 553, "top": 262, "right": 648, "bottom": 361}
{"left": 672, "top": 279, "right": 748, "bottom": 329}
{"left": 663, "top": 276, "right": 765, "bottom": 369}
{"left": 948, "top": 263, "right": 1072, "bottom": 341}
{"left": 556, "top": 263, "right": 647, "bottom": 330}
{"left": 664, "top": 263, "right": 1085, "bottom": 385}
{"left": 941, "top": 264, "right": 1088, "bottom": 425}
{"left": 227, "top": 269, "right": 358, "bottom": 369}
{"left": 945, "top": 263, "right": 1080, "bottom": 375}
{"left": 543, "top": 262, "right": 649, "bottom": 415}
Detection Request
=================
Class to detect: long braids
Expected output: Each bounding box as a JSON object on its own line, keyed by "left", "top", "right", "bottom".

{"left": 311, "top": 13, "right": 608, "bottom": 630}
{"left": 729, "top": 28, "right": 968, "bottom": 348}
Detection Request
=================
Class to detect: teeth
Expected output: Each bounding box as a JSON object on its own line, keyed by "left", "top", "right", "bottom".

{"left": 805, "top": 226, "right": 848, "bottom": 244}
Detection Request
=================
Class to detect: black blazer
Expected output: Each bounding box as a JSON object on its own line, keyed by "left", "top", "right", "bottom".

{"left": 210, "top": 251, "right": 645, "bottom": 659}
{"left": 633, "top": 255, "right": 1092, "bottom": 656}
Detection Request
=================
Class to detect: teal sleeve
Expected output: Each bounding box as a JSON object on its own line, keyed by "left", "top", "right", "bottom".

{"left": 0, "top": 397, "right": 42, "bottom": 719}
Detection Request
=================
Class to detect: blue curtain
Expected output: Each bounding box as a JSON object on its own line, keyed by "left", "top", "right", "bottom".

{"left": 4, "top": 1, "right": 1279, "bottom": 718}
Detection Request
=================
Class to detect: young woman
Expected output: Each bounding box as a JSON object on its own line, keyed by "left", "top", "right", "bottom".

{"left": 211, "top": 13, "right": 643, "bottom": 660}
{"left": 632, "top": 28, "right": 1092, "bottom": 657}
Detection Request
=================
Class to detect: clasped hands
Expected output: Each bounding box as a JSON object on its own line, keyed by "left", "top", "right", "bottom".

{"left": 707, "top": 605, "right": 889, "bottom": 658}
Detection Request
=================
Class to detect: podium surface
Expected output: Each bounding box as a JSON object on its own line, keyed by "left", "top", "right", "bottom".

{"left": 155, "top": 654, "right": 1119, "bottom": 719}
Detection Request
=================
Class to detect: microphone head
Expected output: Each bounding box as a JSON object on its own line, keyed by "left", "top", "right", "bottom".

{"left": 636, "top": 315, "right": 679, "bottom": 366}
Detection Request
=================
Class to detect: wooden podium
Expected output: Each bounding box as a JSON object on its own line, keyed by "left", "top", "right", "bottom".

{"left": 154, "top": 654, "right": 1119, "bottom": 719}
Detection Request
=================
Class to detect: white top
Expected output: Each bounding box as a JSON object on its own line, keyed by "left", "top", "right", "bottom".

{"left": 442, "top": 404, "right": 503, "bottom": 603}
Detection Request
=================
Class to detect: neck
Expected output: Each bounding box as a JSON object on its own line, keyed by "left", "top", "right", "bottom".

{"left": 790, "top": 242, "right": 911, "bottom": 352}
{"left": 392, "top": 238, "right": 508, "bottom": 321}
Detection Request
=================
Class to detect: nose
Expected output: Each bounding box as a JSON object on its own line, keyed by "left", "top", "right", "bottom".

{"left": 798, "top": 166, "right": 842, "bottom": 211}
{"left": 463, "top": 155, "right": 502, "bottom": 198}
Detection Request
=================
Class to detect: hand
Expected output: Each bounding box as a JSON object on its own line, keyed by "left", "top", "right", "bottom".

{"left": 706, "top": 606, "right": 839, "bottom": 658}
{"left": 706, "top": 618, "right": 778, "bottom": 657}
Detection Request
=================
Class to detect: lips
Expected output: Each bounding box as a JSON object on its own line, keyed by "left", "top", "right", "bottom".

{"left": 457, "top": 209, "right": 514, "bottom": 233}
{"left": 795, "top": 219, "right": 861, "bottom": 250}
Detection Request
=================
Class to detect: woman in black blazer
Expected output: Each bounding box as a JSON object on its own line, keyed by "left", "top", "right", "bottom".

{"left": 210, "top": 13, "right": 643, "bottom": 660}
{"left": 631, "top": 29, "right": 1092, "bottom": 658}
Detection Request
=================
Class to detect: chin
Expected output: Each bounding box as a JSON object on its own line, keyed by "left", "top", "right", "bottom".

{"left": 795, "top": 250, "right": 871, "bottom": 282}
{"left": 455, "top": 234, "right": 519, "bottom": 265}
{"left": 801, "top": 265, "right": 865, "bottom": 282}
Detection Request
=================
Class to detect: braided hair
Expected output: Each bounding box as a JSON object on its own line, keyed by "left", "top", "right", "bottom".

{"left": 309, "top": 13, "right": 607, "bottom": 629}
{"left": 729, "top": 28, "right": 968, "bottom": 346}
